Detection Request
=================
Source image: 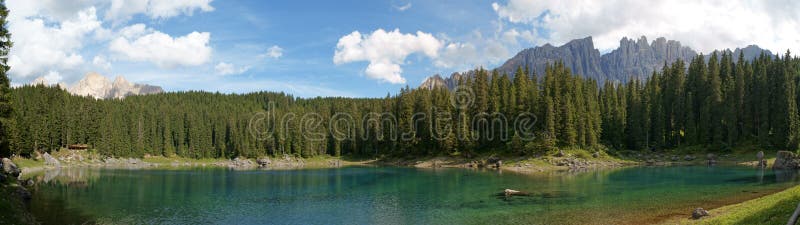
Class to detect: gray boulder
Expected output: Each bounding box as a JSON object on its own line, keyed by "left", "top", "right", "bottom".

{"left": 2, "top": 158, "right": 20, "bottom": 177}
{"left": 43, "top": 152, "right": 61, "bottom": 167}
{"left": 692, "top": 208, "right": 709, "bottom": 219}
{"left": 773, "top": 151, "right": 800, "bottom": 170}
{"left": 231, "top": 157, "right": 255, "bottom": 168}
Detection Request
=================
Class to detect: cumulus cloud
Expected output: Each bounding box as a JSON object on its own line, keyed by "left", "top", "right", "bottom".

{"left": 262, "top": 45, "right": 283, "bottom": 59}
{"left": 106, "top": 0, "right": 214, "bottom": 22}
{"left": 92, "top": 55, "right": 112, "bottom": 70}
{"left": 7, "top": 0, "right": 216, "bottom": 85}
{"left": 492, "top": 0, "right": 800, "bottom": 53}
{"left": 334, "top": 29, "right": 443, "bottom": 84}
{"left": 215, "top": 62, "right": 249, "bottom": 75}
{"left": 110, "top": 24, "right": 212, "bottom": 68}
{"left": 7, "top": 6, "right": 100, "bottom": 80}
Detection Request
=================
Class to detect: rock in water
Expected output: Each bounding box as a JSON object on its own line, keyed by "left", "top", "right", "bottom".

{"left": 757, "top": 151, "right": 767, "bottom": 168}
{"left": 2, "top": 158, "right": 20, "bottom": 177}
{"left": 43, "top": 152, "right": 61, "bottom": 167}
{"left": 773, "top": 151, "right": 800, "bottom": 170}
{"left": 256, "top": 158, "right": 271, "bottom": 167}
{"left": 692, "top": 208, "right": 709, "bottom": 219}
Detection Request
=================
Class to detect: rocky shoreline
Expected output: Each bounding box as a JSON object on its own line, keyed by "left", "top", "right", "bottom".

{"left": 16, "top": 150, "right": 362, "bottom": 178}
{"left": 1, "top": 157, "right": 37, "bottom": 224}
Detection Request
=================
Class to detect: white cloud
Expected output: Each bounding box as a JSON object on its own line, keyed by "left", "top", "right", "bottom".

{"left": 432, "top": 29, "right": 516, "bottom": 72}
{"left": 394, "top": 3, "right": 412, "bottom": 11}
{"left": 118, "top": 23, "right": 150, "bottom": 38}
{"left": 110, "top": 24, "right": 212, "bottom": 68}
{"left": 7, "top": 0, "right": 98, "bottom": 21}
{"left": 263, "top": 45, "right": 283, "bottom": 59}
{"left": 106, "top": 0, "right": 214, "bottom": 22}
{"left": 92, "top": 55, "right": 112, "bottom": 70}
{"left": 333, "top": 29, "right": 443, "bottom": 84}
{"left": 7, "top": 6, "right": 100, "bottom": 80}
{"left": 502, "top": 28, "right": 537, "bottom": 46}
{"left": 492, "top": 0, "right": 800, "bottom": 54}
{"left": 215, "top": 62, "right": 249, "bottom": 75}
{"left": 43, "top": 70, "right": 64, "bottom": 84}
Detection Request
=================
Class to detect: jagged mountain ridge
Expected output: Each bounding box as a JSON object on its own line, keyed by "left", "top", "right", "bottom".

{"left": 421, "top": 36, "right": 773, "bottom": 89}
{"left": 31, "top": 72, "right": 163, "bottom": 99}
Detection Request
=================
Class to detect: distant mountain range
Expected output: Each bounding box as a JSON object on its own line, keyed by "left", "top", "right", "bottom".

{"left": 421, "top": 36, "right": 774, "bottom": 89}
{"left": 31, "top": 72, "right": 163, "bottom": 99}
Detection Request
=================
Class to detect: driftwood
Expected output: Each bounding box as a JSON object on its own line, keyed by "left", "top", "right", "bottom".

{"left": 788, "top": 201, "right": 800, "bottom": 225}
{"left": 503, "top": 189, "right": 530, "bottom": 197}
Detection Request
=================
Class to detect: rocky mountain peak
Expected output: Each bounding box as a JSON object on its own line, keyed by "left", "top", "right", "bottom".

{"left": 419, "top": 36, "right": 773, "bottom": 89}
{"left": 31, "top": 72, "right": 163, "bottom": 99}
{"left": 69, "top": 72, "right": 113, "bottom": 99}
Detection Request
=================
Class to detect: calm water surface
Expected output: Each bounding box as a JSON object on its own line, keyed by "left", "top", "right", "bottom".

{"left": 26, "top": 166, "right": 800, "bottom": 224}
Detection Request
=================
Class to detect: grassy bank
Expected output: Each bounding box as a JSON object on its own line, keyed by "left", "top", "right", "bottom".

{"left": 660, "top": 184, "right": 800, "bottom": 224}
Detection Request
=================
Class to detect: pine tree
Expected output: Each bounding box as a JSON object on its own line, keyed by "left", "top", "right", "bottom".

{"left": 0, "top": 0, "right": 11, "bottom": 156}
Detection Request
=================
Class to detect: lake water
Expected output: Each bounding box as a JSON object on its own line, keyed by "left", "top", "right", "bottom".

{"left": 26, "top": 166, "right": 800, "bottom": 224}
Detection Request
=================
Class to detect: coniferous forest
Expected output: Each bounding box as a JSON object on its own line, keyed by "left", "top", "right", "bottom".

{"left": 3, "top": 51, "right": 800, "bottom": 159}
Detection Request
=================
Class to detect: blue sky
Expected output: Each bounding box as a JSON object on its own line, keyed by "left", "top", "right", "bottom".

{"left": 7, "top": 0, "right": 800, "bottom": 98}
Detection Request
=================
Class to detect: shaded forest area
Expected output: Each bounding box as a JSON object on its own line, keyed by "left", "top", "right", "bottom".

{"left": 4, "top": 51, "right": 800, "bottom": 159}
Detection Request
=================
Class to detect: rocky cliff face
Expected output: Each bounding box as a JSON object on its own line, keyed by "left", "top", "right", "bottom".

{"left": 107, "top": 76, "right": 163, "bottom": 99}
{"left": 419, "top": 73, "right": 462, "bottom": 89}
{"left": 496, "top": 36, "right": 605, "bottom": 82}
{"left": 600, "top": 36, "right": 697, "bottom": 81}
{"left": 420, "top": 36, "right": 772, "bottom": 89}
{"left": 68, "top": 72, "right": 114, "bottom": 98}
{"left": 32, "top": 72, "right": 163, "bottom": 99}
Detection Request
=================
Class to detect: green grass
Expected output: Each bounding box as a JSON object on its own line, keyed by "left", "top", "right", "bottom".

{"left": 675, "top": 185, "right": 800, "bottom": 225}
{"left": 11, "top": 156, "right": 44, "bottom": 169}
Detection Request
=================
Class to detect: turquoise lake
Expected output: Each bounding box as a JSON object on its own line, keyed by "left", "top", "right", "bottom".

{"left": 25, "top": 166, "right": 800, "bottom": 224}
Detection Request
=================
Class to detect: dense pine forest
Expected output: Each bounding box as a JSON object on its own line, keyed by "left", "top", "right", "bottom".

{"left": 3, "top": 51, "right": 799, "bottom": 159}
